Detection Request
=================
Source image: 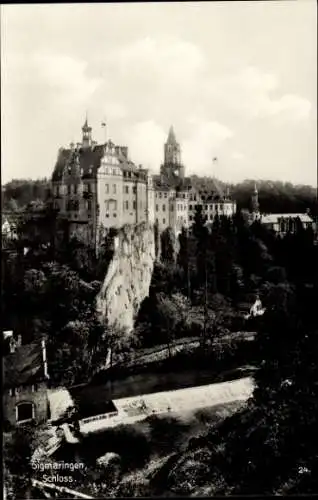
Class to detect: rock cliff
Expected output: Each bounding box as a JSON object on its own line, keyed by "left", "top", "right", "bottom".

{"left": 96, "top": 222, "right": 156, "bottom": 332}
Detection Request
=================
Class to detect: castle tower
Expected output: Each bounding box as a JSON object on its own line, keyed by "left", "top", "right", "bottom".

{"left": 251, "top": 182, "right": 260, "bottom": 220}
{"left": 161, "top": 126, "right": 184, "bottom": 180}
{"left": 82, "top": 116, "right": 92, "bottom": 148}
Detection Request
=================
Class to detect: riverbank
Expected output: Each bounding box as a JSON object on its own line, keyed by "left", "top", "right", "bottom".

{"left": 57, "top": 399, "right": 249, "bottom": 497}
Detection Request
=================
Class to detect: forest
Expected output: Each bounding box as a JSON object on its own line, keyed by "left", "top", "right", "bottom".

{"left": 2, "top": 178, "right": 318, "bottom": 497}
{"left": 2, "top": 176, "right": 318, "bottom": 216}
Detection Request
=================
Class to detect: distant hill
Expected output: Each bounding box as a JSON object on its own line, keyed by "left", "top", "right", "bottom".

{"left": 188, "top": 176, "right": 317, "bottom": 216}
{"left": 1, "top": 178, "right": 51, "bottom": 211}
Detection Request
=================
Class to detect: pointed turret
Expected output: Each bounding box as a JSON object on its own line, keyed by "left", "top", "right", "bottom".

{"left": 167, "top": 125, "right": 177, "bottom": 144}
{"left": 251, "top": 181, "right": 260, "bottom": 219}
{"left": 162, "top": 126, "right": 184, "bottom": 180}
{"left": 82, "top": 115, "right": 92, "bottom": 148}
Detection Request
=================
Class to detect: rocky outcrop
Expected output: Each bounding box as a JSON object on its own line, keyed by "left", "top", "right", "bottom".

{"left": 96, "top": 222, "right": 156, "bottom": 332}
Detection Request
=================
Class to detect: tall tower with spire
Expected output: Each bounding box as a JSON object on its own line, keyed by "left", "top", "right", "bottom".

{"left": 251, "top": 182, "right": 260, "bottom": 220}
{"left": 161, "top": 126, "right": 184, "bottom": 180}
{"left": 82, "top": 116, "right": 92, "bottom": 148}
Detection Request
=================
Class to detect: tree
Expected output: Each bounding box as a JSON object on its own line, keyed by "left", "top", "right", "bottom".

{"left": 161, "top": 227, "right": 178, "bottom": 263}
{"left": 4, "top": 426, "right": 35, "bottom": 500}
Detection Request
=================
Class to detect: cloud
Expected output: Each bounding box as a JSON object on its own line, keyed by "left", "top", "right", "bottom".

{"left": 126, "top": 120, "right": 167, "bottom": 168}
{"left": 206, "top": 66, "right": 312, "bottom": 122}
{"left": 112, "top": 36, "right": 206, "bottom": 83}
{"left": 231, "top": 151, "right": 244, "bottom": 160}
{"left": 261, "top": 94, "right": 312, "bottom": 121}
{"left": 183, "top": 120, "right": 233, "bottom": 174}
{"left": 32, "top": 53, "right": 102, "bottom": 103}
{"left": 4, "top": 52, "right": 102, "bottom": 108}
{"left": 101, "top": 101, "right": 127, "bottom": 121}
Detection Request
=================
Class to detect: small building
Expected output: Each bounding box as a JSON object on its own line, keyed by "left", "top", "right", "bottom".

{"left": 260, "top": 213, "right": 314, "bottom": 235}
{"left": 3, "top": 337, "right": 50, "bottom": 428}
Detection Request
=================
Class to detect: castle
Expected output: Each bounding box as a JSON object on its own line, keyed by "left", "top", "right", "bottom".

{"left": 51, "top": 120, "right": 237, "bottom": 247}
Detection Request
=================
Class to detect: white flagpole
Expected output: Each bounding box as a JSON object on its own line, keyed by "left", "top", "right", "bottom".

{"left": 213, "top": 157, "right": 218, "bottom": 178}
{"left": 102, "top": 118, "right": 107, "bottom": 144}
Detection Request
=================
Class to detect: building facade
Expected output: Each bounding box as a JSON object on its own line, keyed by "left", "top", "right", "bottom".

{"left": 260, "top": 213, "right": 315, "bottom": 235}
{"left": 51, "top": 120, "right": 237, "bottom": 246}
{"left": 3, "top": 337, "right": 50, "bottom": 428}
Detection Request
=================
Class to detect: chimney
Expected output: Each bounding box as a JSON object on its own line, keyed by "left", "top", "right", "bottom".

{"left": 41, "top": 339, "right": 49, "bottom": 379}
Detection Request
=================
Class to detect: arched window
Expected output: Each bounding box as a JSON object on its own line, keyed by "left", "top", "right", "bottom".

{"left": 16, "top": 402, "right": 35, "bottom": 423}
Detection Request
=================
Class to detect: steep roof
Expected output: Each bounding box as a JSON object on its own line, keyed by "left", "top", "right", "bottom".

{"left": 52, "top": 145, "right": 105, "bottom": 182}
{"left": 52, "top": 143, "right": 141, "bottom": 182}
{"left": 167, "top": 125, "right": 177, "bottom": 144}
{"left": 261, "top": 213, "right": 313, "bottom": 224}
{"left": 153, "top": 174, "right": 192, "bottom": 191}
{"left": 3, "top": 341, "right": 46, "bottom": 389}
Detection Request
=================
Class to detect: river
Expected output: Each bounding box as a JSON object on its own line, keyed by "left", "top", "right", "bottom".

{"left": 69, "top": 364, "right": 255, "bottom": 407}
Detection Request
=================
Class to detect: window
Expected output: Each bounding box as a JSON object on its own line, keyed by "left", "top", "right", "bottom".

{"left": 87, "top": 183, "right": 91, "bottom": 193}
{"left": 170, "top": 205, "right": 174, "bottom": 211}
{"left": 189, "top": 215, "right": 193, "bottom": 221}
{"left": 156, "top": 204, "right": 159, "bottom": 212}
{"left": 105, "top": 184, "right": 109, "bottom": 194}
{"left": 125, "top": 186, "right": 129, "bottom": 194}
{"left": 16, "top": 402, "right": 34, "bottom": 423}
{"left": 67, "top": 185, "right": 71, "bottom": 195}
{"left": 113, "top": 213, "right": 117, "bottom": 217}
{"left": 56, "top": 186, "right": 60, "bottom": 196}
{"left": 163, "top": 218, "right": 166, "bottom": 224}
{"left": 164, "top": 192, "right": 167, "bottom": 198}
{"left": 125, "top": 201, "right": 129, "bottom": 210}
{"left": 162, "top": 204, "right": 166, "bottom": 212}
{"left": 133, "top": 186, "right": 137, "bottom": 194}
{"left": 113, "top": 184, "right": 116, "bottom": 194}
{"left": 133, "top": 201, "right": 136, "bottom": 210}
{"left": 74, "top": 184, "right": 78, "bottom": 194}
{"left": 159, "top": 192, "right": 162, "bottom": 199}
{"left": 87, "top": 200, "right": 92, "bottom": 211}
{"left": 189, "top": 204, "right": 192, "bottom": 210}
{"left": 205, "top": 205, "right": 208, "bottom": 210}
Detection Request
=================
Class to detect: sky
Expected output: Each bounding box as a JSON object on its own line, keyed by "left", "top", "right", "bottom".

{"left": 1, "top": 1, "right": 317, "bottom": 185}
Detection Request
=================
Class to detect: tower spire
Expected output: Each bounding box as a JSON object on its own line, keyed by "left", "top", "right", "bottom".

{"left": 82, "top": 114, "right": 92, "bottom": 147}
{"left": 167, "top": 125, "right": 177, "bottom": 144}
{"left": 251, "top": 180, "right": 259, "bottom": 218}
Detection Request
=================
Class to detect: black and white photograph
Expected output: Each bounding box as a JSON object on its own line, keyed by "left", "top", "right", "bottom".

{"left": 1, "top": 1, "right": 317, "bottom": 498}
